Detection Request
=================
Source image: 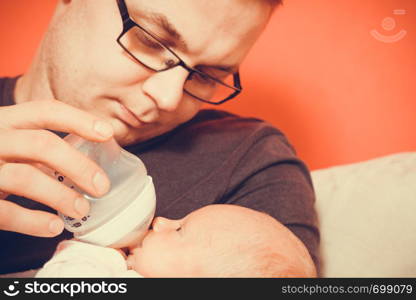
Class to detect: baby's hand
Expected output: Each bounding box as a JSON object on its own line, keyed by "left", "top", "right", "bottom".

{"left": 126, "top": 247, "right": 140, "bottom": 270}
{"left": 126, "top": 255, "right": 135, "bottom": 270}
{"left": 116, "top": 248, "right": 128, "bottom": 260}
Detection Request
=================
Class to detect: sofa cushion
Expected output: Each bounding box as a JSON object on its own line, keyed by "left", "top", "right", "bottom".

{"left": 312, "top": 152, "right": 416, "bottom": 277}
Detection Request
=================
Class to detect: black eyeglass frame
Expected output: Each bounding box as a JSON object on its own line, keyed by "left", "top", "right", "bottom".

{"left": 116, "top": 0, "right": 242, "bottom": 105}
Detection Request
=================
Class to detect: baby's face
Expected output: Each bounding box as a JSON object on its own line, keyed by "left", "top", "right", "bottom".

{"left": 127, "top": 205, "right": 251, "bottom": 277}
{"left": 126, "top": 206, "right": 217, "bottom": 277}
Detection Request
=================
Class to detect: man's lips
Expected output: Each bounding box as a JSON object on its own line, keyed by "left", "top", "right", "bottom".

{"left": 117, "top": 102, "right": 145, "bottom": 128}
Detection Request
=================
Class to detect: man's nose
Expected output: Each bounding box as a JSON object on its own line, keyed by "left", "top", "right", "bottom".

{"left": 141, "top": 66, "right": 189, "bottom": 112}
{"left": 152, "top": 217, "right": 181, "bottom": 232}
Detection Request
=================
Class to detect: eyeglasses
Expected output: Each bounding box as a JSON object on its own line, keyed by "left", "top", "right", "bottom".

{"left": 116, "top": 0, "right": 242, "bottom": 105}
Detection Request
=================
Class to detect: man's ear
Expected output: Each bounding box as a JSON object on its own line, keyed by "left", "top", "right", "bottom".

{"left": 53, "top": 0, "right": 73, "bottom": 19}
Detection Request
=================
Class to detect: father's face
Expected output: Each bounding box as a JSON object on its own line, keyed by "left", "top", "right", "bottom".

{"left": 42, "top": 0, "right": 271, "bottom": 145}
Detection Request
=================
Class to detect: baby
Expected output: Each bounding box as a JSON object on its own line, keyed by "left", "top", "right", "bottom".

{"left": 36, "top": 204, "right": 316, "bottom": 277}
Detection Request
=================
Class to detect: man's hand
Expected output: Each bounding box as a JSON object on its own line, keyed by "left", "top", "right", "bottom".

{"left": 0, "top": 100, "right": 114, "bottom": 237}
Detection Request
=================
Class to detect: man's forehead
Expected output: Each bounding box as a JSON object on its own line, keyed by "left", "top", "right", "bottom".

{"left": 126, "top": 0, "right": 271, "bottom": 62}
{"left": 128, "top": 0, "right": 270, "bottom": 33}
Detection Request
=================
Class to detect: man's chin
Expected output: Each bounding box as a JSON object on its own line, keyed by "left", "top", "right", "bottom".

{"left": 109, "top": 118, "right": 139, "bottom": 145}
{"left": 114, "top": 130, "right": 148, "bottom": 147}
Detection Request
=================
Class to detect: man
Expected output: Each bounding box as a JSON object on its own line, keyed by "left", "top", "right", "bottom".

{"left": 0, "top": 0, "right": 319, "bottom": 275}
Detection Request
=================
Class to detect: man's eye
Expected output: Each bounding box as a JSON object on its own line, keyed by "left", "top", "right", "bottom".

{"left": 176, "top": 226, "right": 182, "bottom": 232}
{"left": 205, "top": 70, "right": 229, "bottom": 80}
{"left": 164, "top": 59, "right": 177, "bottom": 68}
{"left": 135, "top": 32, "right": 164, "bottom": 50}
{"left": 192, "top": 73, "right": 215, "bottom": 85}
{"left": 198, "top": 67, "right": 230, "bottom": 80}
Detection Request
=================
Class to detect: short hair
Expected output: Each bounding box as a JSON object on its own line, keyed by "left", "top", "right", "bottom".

{"left": 200, "top": 207, "right": 316, "bottom": 278}
{"left": 212, "top": 239, "right": 317, "bottom": 278}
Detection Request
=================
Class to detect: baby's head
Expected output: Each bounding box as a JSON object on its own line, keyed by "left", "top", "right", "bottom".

{"left": 127, "top": 204, "right": 316, "bottom": 277}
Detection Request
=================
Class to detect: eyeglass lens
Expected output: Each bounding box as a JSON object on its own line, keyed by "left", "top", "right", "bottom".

{"left": 119, "top": 24, "right": 238, "bottom": 103}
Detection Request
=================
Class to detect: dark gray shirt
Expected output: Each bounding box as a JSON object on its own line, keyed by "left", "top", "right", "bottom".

{"left": 0, "top": 76, "right": 320, "bottom": 274}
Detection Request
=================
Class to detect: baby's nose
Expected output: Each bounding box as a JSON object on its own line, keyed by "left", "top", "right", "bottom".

{"left": 152, "top": 217, "right": 181, "bottom": 232}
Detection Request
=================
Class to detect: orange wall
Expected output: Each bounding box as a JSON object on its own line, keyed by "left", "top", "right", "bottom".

{"left": 1, "top": 0, "right": 415, "bottom": 170}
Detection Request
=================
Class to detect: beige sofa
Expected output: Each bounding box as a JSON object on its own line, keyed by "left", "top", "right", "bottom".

{"left": 313, "top": 152, "right": 416, "bottom": 277}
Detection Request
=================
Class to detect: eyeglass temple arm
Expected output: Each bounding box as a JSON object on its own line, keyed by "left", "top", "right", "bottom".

{"left": 117, "top": 0, "right": 129, "bottom": 23}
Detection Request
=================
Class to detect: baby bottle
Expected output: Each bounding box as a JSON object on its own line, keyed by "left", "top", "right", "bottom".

{"left": 54, "top": 134, "right": 156, "bottom": 248}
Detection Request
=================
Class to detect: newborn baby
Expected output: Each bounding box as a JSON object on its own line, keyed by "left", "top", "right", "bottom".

{"left": 36, "top": 204, "right": 316, "bottom": 277}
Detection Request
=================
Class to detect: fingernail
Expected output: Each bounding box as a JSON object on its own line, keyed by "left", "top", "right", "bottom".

{"left": 93, "top": 171, "right": 110, "bottom": 195}
{"left": 49, "top": 219, "right": 64, "bottom": 235}
{"left": 93, "top": 120, "right": 113, "bottom": 139}
{"left": 74, "top": 196, "right": 89, "bottom": 217}
{"left": 126, "top": 255, "right": 135, "bottom": 269}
